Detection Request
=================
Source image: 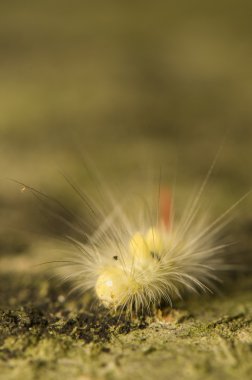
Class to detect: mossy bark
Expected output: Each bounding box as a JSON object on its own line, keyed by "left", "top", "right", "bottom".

{"left": 0, "top": 266, "right": 251, "bottom": 380}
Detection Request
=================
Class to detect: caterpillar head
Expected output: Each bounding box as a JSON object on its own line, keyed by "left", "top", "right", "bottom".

{"left": 95, "top": 228, "right": 164, "bottom": 308}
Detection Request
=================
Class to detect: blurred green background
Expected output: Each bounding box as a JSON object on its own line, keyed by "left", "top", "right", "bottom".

{"left": 0, "top": 0, "right": 252, "bottom": 262}
{"left": 1, "top": 4, "right": 252, "bottom": 379}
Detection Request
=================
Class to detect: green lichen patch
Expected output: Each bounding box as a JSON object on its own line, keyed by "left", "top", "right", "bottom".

{"left": 0, "top": 257, "right": 252, "bottom": 380}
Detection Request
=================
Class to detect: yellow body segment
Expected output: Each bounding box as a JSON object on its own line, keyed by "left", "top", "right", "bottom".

{"left": 95, "top": 267, "right": 138, "bottom": 307}
{"left": 129, "top": 232, "right": 151, "bottom": 261}
{"left": 130, "top": 228, "right": 164, "bottom": 262}
{"left": 95, "top": 227, "right": 165, "bottom": 308}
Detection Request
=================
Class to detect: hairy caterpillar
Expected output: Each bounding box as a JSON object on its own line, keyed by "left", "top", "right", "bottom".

{"left": 14, "top": 155, "right": 250, "bottom": 317}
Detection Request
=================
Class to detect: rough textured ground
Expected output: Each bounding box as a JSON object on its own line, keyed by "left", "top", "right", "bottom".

{"left": 0, "top": 231, "right": 251, "bottom": 380}
{"left": 1, "top": 1, "right": 252, "bottom": 379}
